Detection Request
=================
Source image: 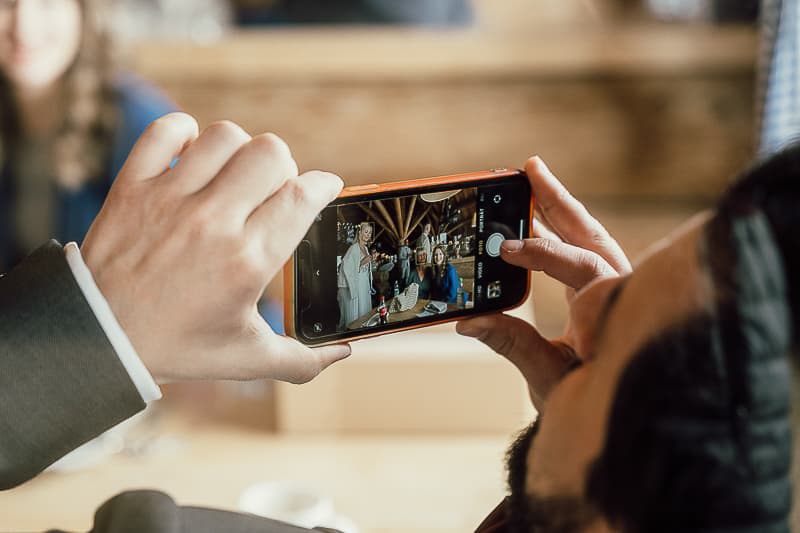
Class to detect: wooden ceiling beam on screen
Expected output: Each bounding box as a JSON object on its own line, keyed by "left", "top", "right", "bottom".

{"left": 373, "top": 200, "right": 401, "bottom": 241}
{"left": 403, "top": 195, "right": 417, "bottom": 239}
{"left": 357, "top": 203, "right": 398, "bottom": 241}
{"left": 394, "top": 197, "right": 405, "bottom": 241}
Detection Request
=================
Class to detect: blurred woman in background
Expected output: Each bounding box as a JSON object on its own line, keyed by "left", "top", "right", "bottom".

{"left": 0, "top": 0, "right": 175, "bottom": 270}
{"left": 430, "top": 244, "right": 459, "bottom": 303}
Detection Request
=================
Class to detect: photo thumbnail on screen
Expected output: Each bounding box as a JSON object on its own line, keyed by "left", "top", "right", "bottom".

{"left": 335, "top": 187, "right": 478, "bottom": 332}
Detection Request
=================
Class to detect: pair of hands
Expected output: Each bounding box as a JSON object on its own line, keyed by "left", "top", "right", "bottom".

{"left": 82, "top": 112, "right": 630, "bottom": 398}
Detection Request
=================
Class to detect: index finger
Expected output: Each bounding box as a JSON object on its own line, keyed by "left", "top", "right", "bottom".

{"left": 526, "top": 156, "right": 631, "bottom": 274}
{"left": 117, "top": 113, "right": 199, "bottom": 183}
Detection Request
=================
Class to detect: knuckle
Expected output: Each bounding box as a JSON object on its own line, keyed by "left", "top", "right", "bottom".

{"left": 588, "top": 230, "right": 608, "bottom": 247}
{"left": 248, "top": 134, "right": 297, "bottom": 178}
{"left": 285, "top": 178, "right": 314, "bottom": 206}
{"left": 145, "top": 113, "right": 187, "bottom": 140}
{"left": 583, "top": 252, "right": 610, "bottom": 277}
{"left": 584, "top": 218, "right": 611, "bottom": 247}
{"left": 532, "top": 237, "right": 559, "bottom": 257}
{"left": 250, "top": 132, "right": 291, "bottom": 160}
{"left": 540, "top": 187, "right": 572, "bottom": 215}
{"left": 480, "top": 329, "right": 517, "bottom": 357}
{"left": 587, "top": 254, "right": 604, "bottom": 274}
{"left": 205, "top": 120, "right": 249, "bottom": 143}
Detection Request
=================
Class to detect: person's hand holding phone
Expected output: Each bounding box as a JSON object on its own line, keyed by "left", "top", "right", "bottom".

{"left": 456, "top": 156, "right": 631, "bottom": 410}
{"left": 81, "top": 113, "right": 351, "bottom": 384}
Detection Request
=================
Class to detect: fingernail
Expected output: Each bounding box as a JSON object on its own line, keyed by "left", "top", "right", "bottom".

{"left": 502, "top": 239, "right": 523, "bottom": 252}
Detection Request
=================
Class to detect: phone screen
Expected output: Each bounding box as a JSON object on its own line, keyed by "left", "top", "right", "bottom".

{"left": 292, "top": 172, "right": 532, "bottom": 344}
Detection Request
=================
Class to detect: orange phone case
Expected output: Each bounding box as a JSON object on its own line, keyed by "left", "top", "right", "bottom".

{"left": 283, "top": 168, "right": 534, "bottom": 346}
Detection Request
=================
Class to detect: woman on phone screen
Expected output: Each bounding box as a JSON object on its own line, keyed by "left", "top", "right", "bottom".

{"left": 337, "top": 222, "right": 374, "bottom": 328}
{"left": 0, "top": 0, "right": 175, "bottom": 270}
{"left": 430, "top": 244, "right": 459, "bottom": 303}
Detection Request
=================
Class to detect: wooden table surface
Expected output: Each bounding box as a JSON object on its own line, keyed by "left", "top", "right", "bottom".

{"left": 0, "top": 414, "right": 513, "bottom": 533}
{"left": 347, "top": 299, "right": 465, "bottom": 330}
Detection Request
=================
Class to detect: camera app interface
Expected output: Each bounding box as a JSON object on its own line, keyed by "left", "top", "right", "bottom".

{"left": 298, "top": 178, "right": 529, "bottom": 342}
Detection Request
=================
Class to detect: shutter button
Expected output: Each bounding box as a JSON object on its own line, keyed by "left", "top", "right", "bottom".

{"left": 486, "top": 233, "right": 504, "bottom": 258}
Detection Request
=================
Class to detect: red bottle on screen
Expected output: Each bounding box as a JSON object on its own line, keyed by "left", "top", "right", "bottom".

{"left": 379, "top": 296, "right": 388, "bottom": 325}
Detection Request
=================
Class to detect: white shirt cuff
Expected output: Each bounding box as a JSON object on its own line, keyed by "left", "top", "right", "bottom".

{"left": 64, "top": 242, "right": 162, "bottom": 403}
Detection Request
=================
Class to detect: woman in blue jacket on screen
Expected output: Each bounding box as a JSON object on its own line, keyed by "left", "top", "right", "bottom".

{"left": 430, "top": 244, "right": 460, "bottom": 304}
{"left": 0, "top": 0, "right": 175, "bottom": 271}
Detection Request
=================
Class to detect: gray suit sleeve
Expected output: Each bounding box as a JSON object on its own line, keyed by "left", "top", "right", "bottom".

{"left": 0, "top": 240, "right": 145, "bottom": 490}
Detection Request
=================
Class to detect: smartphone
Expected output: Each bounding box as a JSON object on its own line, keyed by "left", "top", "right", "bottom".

{"left": 284, "top": 168, "right": 534, "bottom": 346}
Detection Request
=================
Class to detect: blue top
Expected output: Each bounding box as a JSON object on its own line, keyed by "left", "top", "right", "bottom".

{"left": 431, "top": 263, "right": 460, "bottom": 304}
{"left": 0, "top": 73, "right": 176, "bottom": 269}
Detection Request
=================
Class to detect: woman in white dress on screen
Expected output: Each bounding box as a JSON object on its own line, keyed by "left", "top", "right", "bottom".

{"left": 337, "top": 222, "right": 375, "bottom": 329}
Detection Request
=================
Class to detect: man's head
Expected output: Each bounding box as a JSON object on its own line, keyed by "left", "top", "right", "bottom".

{"left": 504, "top": 147, "right": 800, "bottom": 532}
